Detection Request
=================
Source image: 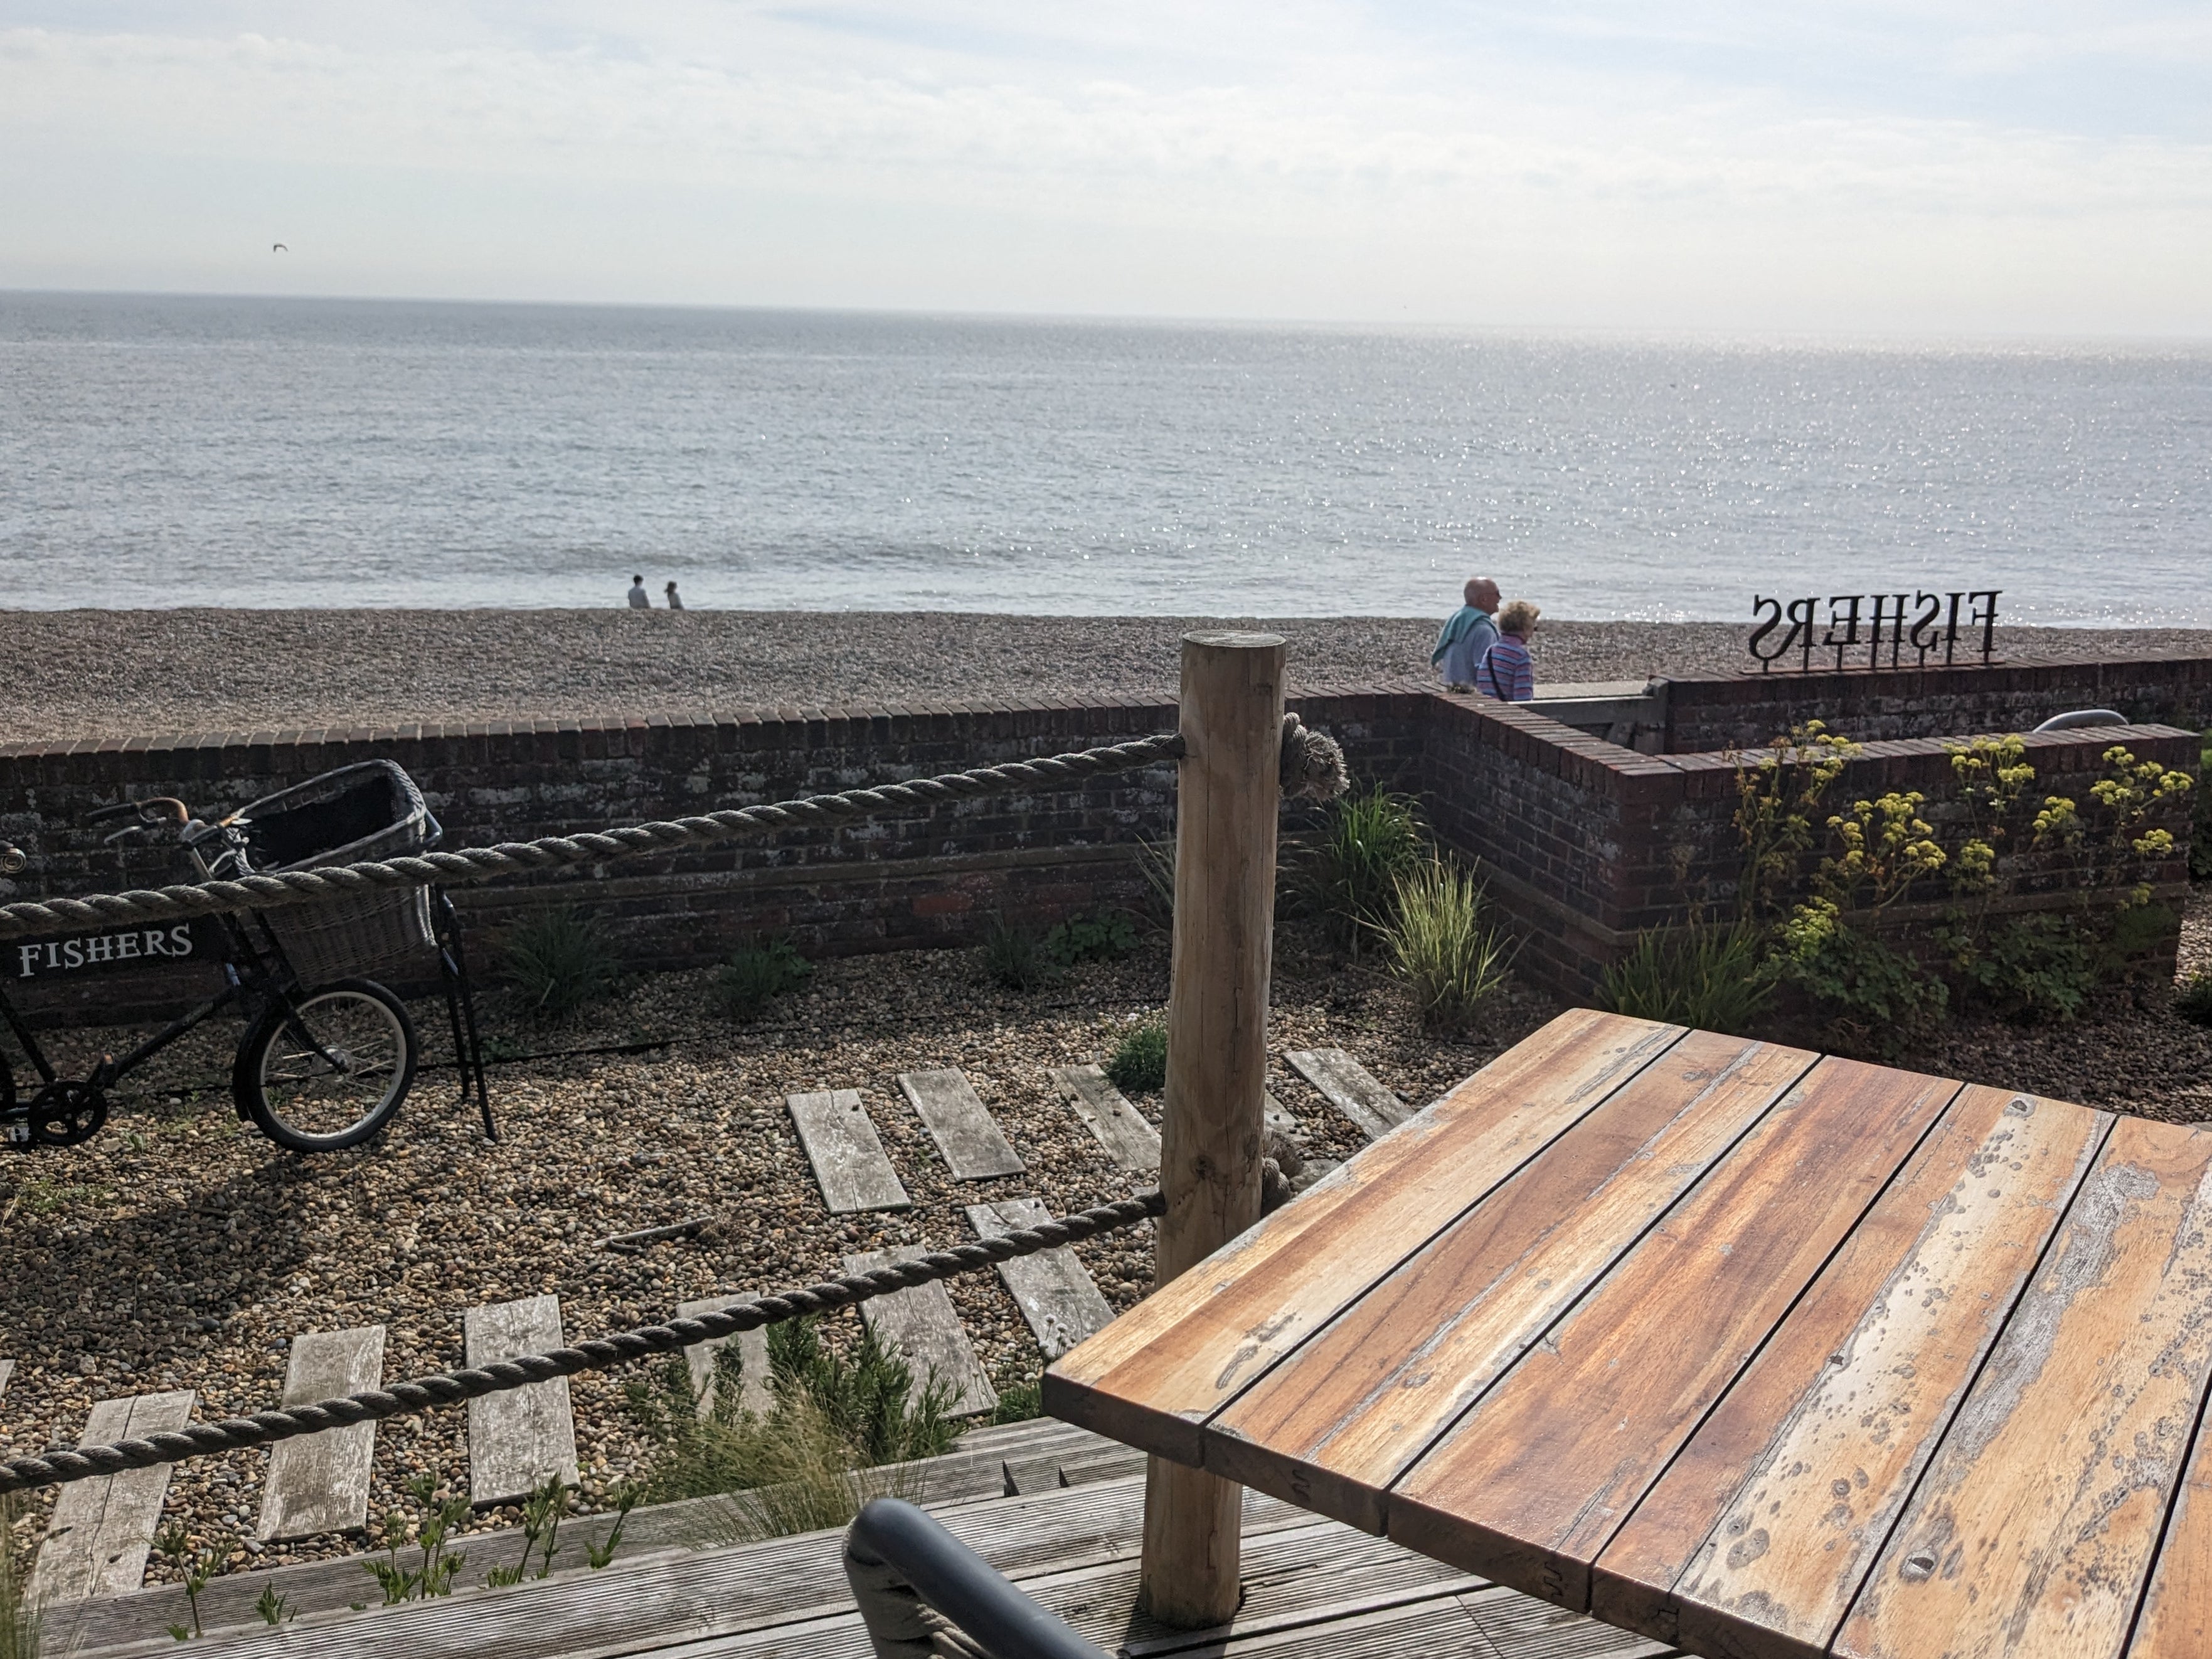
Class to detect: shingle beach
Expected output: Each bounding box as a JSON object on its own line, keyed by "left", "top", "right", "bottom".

{"left": 4, "top": 610, "right": 2208, "bottom": 740}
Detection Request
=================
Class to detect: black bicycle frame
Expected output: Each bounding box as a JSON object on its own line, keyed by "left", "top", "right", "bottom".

{"left": 0, "top": 909, "right": 314, "bottom": 1103}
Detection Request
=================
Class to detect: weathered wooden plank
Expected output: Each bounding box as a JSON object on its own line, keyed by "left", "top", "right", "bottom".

{"left": 674, "top": 1296, "right": 772, "bottom": 1418}
{"left": 30, "top": 1390, "right": 196, "bottom": 1604}
{"left": 896, "top": 1068, "right": 1024, "bottom": 1180}
{"left": 1046, "top": 1009, "right": 1688, "bottom": 1465}
{"left": 2130, "top": 1380, "right": 2212, "bottom": 1657}
{"left": 1459, "top": 1584, "right": 1679, "bottom": 1658}
{"left": 117, "top": 1476, "right": 1322, "bottom": 1659}
{"left": 1592, "top": 1084, "right": 2109, "bottom": 1658}
{"left": 785, "top": 1089, "right": 910, "bottom": 1214}
{"left": 465, "top": 1296, "right": 580, "bottom": 1507}
{"left": 1210, "top": 1030, "right": 1816, "bottom": 1534}
{"left": 258, "top": 1325, "right": 387, "bottom": 1542}
{"left": 53, "top": 1431, "right": 1139, "bottom": 1653}
{"left": 1050, "top": 1064, "right": 1161, "bottom": 1171}
{"left": 1835, "top": 1114, "right": 2212, "bottom": 1659}
{"left": 1263, "top": 1091, "right": 1298, "bottom": 1138}
{"left": 967, "top": 1197, "right": 1116, "bottom": 1360}
{"left": 0, "top": 1358, "right": 11, "bottom": 1398}
{"left": 1285, "top": 1048, "right": 1410, "bottom": 1141}
{"left": 1387, "top": 1055, "right": 1959, "bottom": 1612}
{"left": 844, "top": 1248, "right": 997, "bottom": 1418}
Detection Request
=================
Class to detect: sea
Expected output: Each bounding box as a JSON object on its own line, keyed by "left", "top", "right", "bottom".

{"left": 2, "top": 292, "right": 2207, "bottom": 626}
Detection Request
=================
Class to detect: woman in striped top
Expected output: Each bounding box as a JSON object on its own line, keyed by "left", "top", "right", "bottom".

{"left": 1476, "top": 600, "right": 1540, "bottom": 701}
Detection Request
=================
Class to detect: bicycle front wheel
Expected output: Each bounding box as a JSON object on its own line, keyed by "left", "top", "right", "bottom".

{"left": 236, "top": 979, "right": 418, "bottom": 1152}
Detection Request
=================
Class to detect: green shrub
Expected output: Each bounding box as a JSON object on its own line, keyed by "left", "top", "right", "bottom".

{"left": 2177, "top": 970, "right": 2212, "bottom": 1028}
{"left": 624, "top": 1316, "right": 959, "bottom": 1540}
{"left": 1596, "top": 920, "right": 1772, "bottom": 1035}
{"left": 1105, "top": 1018, "right": 1169, "bottom": 1094}
{"left": 501, "top": 907, "right": 617, "bottom": 1022}
{"left": 981, "top": 917, "right": 1055, "bottom": 991}
{"left": 1300, "top": 789, "right": 1426, "bottom": 956}
{"left": 1381, "top": 860, "right": 1512, "bottom": 1031}
{"left": 1771, "top": 899, "right": 1947, "bottom": 1056}
{"left": 1950, "top": 914, "right": 2096, "bottom": 1023}
{"left": 1044, "top": 910, "right": 1140, "bottom": 967}
{"left": 711, "top": 939, "right": 812, "bottom": 1021}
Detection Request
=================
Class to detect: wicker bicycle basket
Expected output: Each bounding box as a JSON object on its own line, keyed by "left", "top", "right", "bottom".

{"left": 235, "top": 761, "right": 442, "bottom": 988}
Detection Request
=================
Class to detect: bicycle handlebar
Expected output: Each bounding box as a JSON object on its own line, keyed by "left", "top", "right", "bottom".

{"left": 85, "top": 797, "right": 193, "bottom": 828}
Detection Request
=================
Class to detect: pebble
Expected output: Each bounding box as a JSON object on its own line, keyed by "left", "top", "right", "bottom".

{"left": 1, "top": 866, "right": 2204, "bottom": 1587}
{"left": 3, "top": 611, "right": 2203, "bottom": 739}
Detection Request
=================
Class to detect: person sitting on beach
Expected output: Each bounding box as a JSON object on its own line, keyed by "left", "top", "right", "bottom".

{"left": 664, "top": 580, "right": 684, "bottom": 611}
{"left": 1432, "top": 577, "right": 1500, "bottom": 688}
{"left": 1475, "top": 600, "right": 1539, "bottom": 701}
{"left": 627, "top": 575, "right": 651, "bottom": 609}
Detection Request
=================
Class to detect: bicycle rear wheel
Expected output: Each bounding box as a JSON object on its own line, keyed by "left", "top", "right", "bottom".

{"left": 235, "top": 979, "right": 417, "bottom": 1151}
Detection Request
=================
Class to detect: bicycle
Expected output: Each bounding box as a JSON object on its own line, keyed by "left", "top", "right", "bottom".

{"left": 1, "top": 762, "right": 490, "bottom": 1155}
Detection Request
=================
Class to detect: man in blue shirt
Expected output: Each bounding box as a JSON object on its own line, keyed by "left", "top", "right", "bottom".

{"left": 1432, "top": 577, "right": 1500, "bottom": 688}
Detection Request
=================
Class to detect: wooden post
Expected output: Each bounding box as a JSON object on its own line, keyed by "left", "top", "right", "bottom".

{"left": 1139, "top": 630, "right": 1285, "bottom": 1628}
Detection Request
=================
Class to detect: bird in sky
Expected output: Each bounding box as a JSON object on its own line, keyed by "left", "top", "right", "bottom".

{"left": 272, "top": 242, "right": 287, "bottom": 252}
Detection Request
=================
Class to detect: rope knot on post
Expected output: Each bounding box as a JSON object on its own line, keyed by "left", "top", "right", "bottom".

{"left": 1279, "top": 714, "right": 1349, "bottom": 801}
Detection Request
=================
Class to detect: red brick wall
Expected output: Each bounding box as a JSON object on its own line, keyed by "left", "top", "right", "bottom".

{"left": 1662, "top": 653, "right": 2212, "bottom": 752}
{"left": 0, "top": 659, "right": 2197, "bottom": 1020}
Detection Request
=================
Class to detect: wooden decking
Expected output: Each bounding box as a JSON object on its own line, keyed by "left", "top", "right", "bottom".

{"left": 55, "top": 1441, "right": 1679, "bottom": 1658}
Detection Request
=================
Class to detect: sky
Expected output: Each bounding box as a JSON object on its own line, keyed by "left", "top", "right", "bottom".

{"left": 2, "top": 2, "right": 2209, "bottom": 334}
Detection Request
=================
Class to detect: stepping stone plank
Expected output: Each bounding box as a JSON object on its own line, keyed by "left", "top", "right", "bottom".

{"left": 465, "top": 1295, "right": 580, "bottom": 1507}
{"left": 31, "top": 1390, "right": 196, "bottom": 1604}
{"left": 1285, "top": 1048, "right": 1410, "bottom": 1142}
{"left": 967, "top": 1197, "right": 1117, "bottom": 1360}
{"left": 1050, "top": 1064, "right": 1161, "bottom": 1171}
{"left": 788, "top": 1089, "right": 912, "bottom": 1214}
{"left": 896, "top": 1069, "right": 1023, "bottom": 1180}
{"left": 675, "top": 1295, "right": 774, "bottom": 1417}
{"left": 844, "top": 1247, "right": 998, "bottom": 1418}
{"left": 0, "top": 1358, "right": 11, "bottom": 1398}
{"left": 258, "top": 1325, "right": 386, "bottom": 1542}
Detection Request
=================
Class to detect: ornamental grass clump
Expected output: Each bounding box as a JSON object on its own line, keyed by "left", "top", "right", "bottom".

{"left": 625, "top": 1315, "right": 959, "bottom": 1542}
{"left": 1597, "top": 920, "right": 1772, "bottom": 1035}
{"left": 1, "top": 1495, "right": 38, "bottom": 1659}
{"left": 711, "top": 939, "right": 812, "bottom": 1021}
{"left": 1380, "top": 860, "right": 1512, "bottom": 1031}
{"left": 501, "top": 907, "right": 618, "bottom": 1022}
{"left": 981, "top": 916, "right": 1054, "bottom": 991}
{"left": 1301, "top": 789, "right": 1426, "bottom": 956}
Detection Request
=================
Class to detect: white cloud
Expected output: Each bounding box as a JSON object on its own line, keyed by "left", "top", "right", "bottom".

{"left": 1, "top": 3, "right": 2208, "bottom": 331}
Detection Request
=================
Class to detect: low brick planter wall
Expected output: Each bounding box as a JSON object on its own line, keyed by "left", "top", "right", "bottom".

{"left": 0, "top": 657, "right": 2200, "bottom": 1020}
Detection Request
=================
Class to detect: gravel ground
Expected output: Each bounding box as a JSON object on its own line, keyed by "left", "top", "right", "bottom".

{"left": 4, "top": 894, "right": 2211, "bottom": 1591}
{"left": 0, "top": 915, "right": 1533, "bottom": 1587}
{"left": 3, "top": 610, "right": 2208, "bottom": 741}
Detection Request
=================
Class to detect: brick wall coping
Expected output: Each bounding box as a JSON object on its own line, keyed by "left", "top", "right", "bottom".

{"left": 1665, "top": 648, "right": 2212, "bottom": 686}
{"left": 0, "top": 678, "right": 1445, "bottom": 768}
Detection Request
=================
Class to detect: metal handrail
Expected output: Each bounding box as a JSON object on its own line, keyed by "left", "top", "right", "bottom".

{"left": 2032, "top": 708, "right": 2128, "bottom": 732}
{"left": 844, "top": 1497, "right": 1110, "bottom": 1659}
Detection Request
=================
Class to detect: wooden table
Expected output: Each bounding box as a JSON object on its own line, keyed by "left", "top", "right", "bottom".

{"left": 1046, "top": 1008, "right": 2212, "bottom": 1659}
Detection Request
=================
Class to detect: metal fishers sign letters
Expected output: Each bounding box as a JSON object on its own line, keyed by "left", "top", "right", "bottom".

{"left": 1748, "top": 589, "right": 2000, "bottom": 673}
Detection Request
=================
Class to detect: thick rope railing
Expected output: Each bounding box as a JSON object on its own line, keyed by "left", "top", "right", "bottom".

{"left": 0, "top": 733, "right": 1188, "bottom": 942}
{"left": 0, "top": 1190, "right": 1163, "bottom": 1498}
{"left": 0, "top": 718, "right": 1347, "bottom": 942}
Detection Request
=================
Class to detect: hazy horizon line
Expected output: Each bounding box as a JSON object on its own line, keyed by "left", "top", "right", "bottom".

{"left": 9, "top": 286, "right": 2212, "bottom": 352}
